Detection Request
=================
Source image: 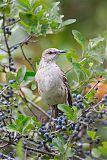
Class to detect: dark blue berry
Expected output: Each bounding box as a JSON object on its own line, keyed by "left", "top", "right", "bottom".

{"left": 76, "top": 94, "right": 82, "bottom": 100}
{"left": 104, "top": 94, "right": 107, "bottom": 99}
{"left": 72, "top": 93, "right": 77, "bottom": 99}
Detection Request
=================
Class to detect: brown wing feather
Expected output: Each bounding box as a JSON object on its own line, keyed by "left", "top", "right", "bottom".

{"left": 62, "top": 72, "right": 72, "bottom": 106}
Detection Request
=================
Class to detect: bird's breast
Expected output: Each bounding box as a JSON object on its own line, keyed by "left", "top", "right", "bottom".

{"left": 35, "top": 64, "right": 67, "bottom": 105}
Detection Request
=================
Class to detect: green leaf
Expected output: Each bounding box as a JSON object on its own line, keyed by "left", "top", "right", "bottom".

{"left": 6, "top": 72, "right": 15, "bottom": 81}
{"left": 23, "top": 124, "right": 34, "bottom": 133}
{"left": 88, "top": 37, "right": 104, "bottom": 49}
{"left": 72, "top": 30, "right": 85, "bottom": 52}
{"left": 52, "top": 135, "right": 65, "bottom": 153}
{"left": 17, "top": 0, "right": 30, "bottom": 10}
{"left": 16, "top": 141, "right": 24, "bottom": 160}
{"left": 58, "top": 104, "right": 77, "bottom": 121}
{"left": 31, "top": 80, "right": 37, "bottom": 90}
{"left": 19, "top": 12, "right": 38, "bottom": 26}
{"left": 87, "top": 131, "right": 96, "bottom": 140}
{"left": 92, "top": 148, "right": 101, "bottom": 158}
{"left": 24, "top": 71, "right": 35, "bottom": 81}
{"left": 7, "top": 124, "right": 19, "bottom": 133}
{"left": 16, "top": 65, "right": 26, "bottom": 83}
{"left": 16, "top": 114, "right": 30, "bottom": 126}
{"left": 32, "top": 116, "right": 41, "bottom": 128}
{"left": 66, "top": 48, "right": 78, "bottom": 61}
{"left": 62, "top": 19, "right": 76, "bottom": 27}
{"left": 7, "top": 114, "right": 31, "bottom": 134}
{"left": 98, "top": 142, "right": 107, "bottom": 157}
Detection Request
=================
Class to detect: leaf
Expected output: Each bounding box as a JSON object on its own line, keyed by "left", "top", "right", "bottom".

{"left": 21, "top": 87, "right": 33, "bottom": 100}
{"left": 58, "top": 104, "right": 77, "bottom": 121}
{"left": 35, "top": 5, "right": 43, "bottom": 14}
{"left": 24, "top": 71, "right": 35, "bottom": 81}
{"left": 88, "top": 37, "right": 104, "bottom": 49}
{"left": 17, "top": 0, "right": 30, "bottom": 10}
{"left": 23, "top": 124, "right": 34, "bottom": 133}
{"left": 66, "top": 48, "right": 78, "bottom": 61}
{"left": 7, "top": 124, "right": 19, "bottom": 133}
{"left": 19, "top": 12, "right": 38, "bottom": 26}
{"left": 92, "top": 148, "right": 101, "bottom": 158}
{"left": 16, "top": 141, "right": 24, "bottom": 160}
{"left": 16, "top": 114, "right": 30, "bottom": 126}
{"left": 7, "top": 114, "right": 31, "bottom": 134}
{"left": 52, "top": 135, "right": 65, "bottom": 153}
{"left": 62, "top": 19, "right": 76, "bottom": 27}
{"left": 6, "top": 72, "right": 15, "bottom": 81}
{"left": 87, "top": 131, "right": 96, "bottom": 140}
{"left": 31, "top": 81, "right": 37, "bottom": 90}
{"left": 72, "top": 30, "right": 85, "bottom": 52}
{"left": 32, "top": 116, "right": 41, "bottom": 128}
{"left": 16, "top": 65, "right": 26, "bottom": 83}
{"left": 98, "top": 142, "right": 107, "bottom": 157}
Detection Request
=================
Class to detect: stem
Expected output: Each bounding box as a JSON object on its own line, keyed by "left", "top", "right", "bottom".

{"left": 2, "top": 13, "right": 11, "bottom": 65}
{"left": 20, "top": 89, "right": 51, "bottom": 119}
{"left": 25, "top": 146, "right": 58, "bottom": 157}
{"left": 20, "top": 46, "right": 36, "bottom": 72}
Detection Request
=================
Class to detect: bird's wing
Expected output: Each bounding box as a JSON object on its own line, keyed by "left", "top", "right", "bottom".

{"left": 61, "top": 71, "right": 72, "bottom": 106}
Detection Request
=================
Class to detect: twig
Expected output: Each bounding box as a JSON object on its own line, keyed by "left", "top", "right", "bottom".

{"left": 2, "top": 13, "right": 11, "bottom": 64}
{"left": 0, "top": 47, "right": 7, "bottom": 53}
{"left": 10, "top": 36, "right": 32, "bottom": 49}
{"left": 73, "top": 155, "right": 85, "bottom": 160}
{"left": 6, "top": 19, "right": 20, "bottom": 27}
{"left": 20, "top": 93, "right": 38, "bottom": 118}
{"left": 20, "top": 89, "right": 51, "bottom": 119}
{"left": 65, "top": 67, "right": 72, "bottom": 74}
{"left": 25, "top": 146, "right": 58, "bottom": 157}
{"left": 20, "top": 45, "right": 36, "bottom": 72}
{"left": 0, "top": 85, "right": 8, "bottom": 95}
{"left": 24, "top": 149, "right": 27, "bottom": 160}
{"left": 83, "top": 78, "right": 106, "bottom": 99}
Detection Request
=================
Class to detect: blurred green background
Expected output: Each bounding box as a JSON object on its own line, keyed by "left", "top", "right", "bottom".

{"left": 13, "top": 0, "right": 107, "bottom": 64}
{"left": 39, "top": 0, "right": 107, "bottom": 51}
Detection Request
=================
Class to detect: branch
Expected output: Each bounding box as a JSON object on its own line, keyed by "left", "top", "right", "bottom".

{"left": 25, "top": 146, "right": 58, "bottom": 157}
{"left": 19, "top": 92, "right": 38, "bottom": 118}
{"left": 20, "top": 45, "right": 36, "bottom": 72}
{"left": 20, "top": 89, "right": 51, "bottom": 119}
{"left": 10, "top": 36, "right": 33, "bottom": 50}
{"left": 2, "top": 13, "right": 11, "bottom": 64}
{"left": 0, "top": 47, "right": 7, "bottom": 53}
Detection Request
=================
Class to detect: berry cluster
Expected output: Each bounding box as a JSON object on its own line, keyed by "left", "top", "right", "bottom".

{"left": 72, "top": 93, "right": 85, "bottom": 109}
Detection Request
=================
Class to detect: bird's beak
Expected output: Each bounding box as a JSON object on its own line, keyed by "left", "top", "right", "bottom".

{"left": 59, "top": 50, "right": 67, "bottom": 54}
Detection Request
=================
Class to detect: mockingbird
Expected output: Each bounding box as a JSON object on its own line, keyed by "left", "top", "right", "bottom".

{"left": 35, "top": 48, "right": 72, "bottom": 117}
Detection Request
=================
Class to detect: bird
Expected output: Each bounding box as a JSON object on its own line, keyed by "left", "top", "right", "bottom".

{"left": 35, "top": 48, "right": 72, "bottom": 118}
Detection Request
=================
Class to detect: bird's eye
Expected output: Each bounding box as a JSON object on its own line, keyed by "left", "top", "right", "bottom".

{"left": 48, "top": 52, "right": 53, "bottom": 55}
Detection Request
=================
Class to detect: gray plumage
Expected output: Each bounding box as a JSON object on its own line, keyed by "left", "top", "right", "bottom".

{"left": 35, "top": 48, "right": 72, "bottom": 117}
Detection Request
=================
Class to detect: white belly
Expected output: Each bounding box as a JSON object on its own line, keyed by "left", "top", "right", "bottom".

{"left": 35, "top": 64, "right": 67, "bottom": 105}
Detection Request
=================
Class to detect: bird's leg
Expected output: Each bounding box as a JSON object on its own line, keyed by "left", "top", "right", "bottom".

{"left": 48, "top": 106, "right": 54, "bottom": 128}
{"left": 54, "top": 105, "right": 58, "bottom": 118}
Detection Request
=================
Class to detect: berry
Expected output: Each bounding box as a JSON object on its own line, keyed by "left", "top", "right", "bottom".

{"left": 95, "top": 138, "right": 100, "bottom": 144}
{"left": 62, "top": 126, "right": 66, "bottom": 130}
{"left": 12, "top": 18, "right": 15, "bottom": 21}
{"left": 73, "top": 101, "right": 77, "bottom": 106}
{"left": 56, "top": 125, "right": 61, "bottom": 130}
{"left": 97, "top": 113, "right": 102, "bottom": 119}
{"left": 104, "top": 94, "right": 107, "bottom": 99}
{"left": 76, "top": 94, "right": 82, "bottom": 100}
{"left": 9, "top": 79, "right": 16, "bottom": 84}
{"left": 72, "top": 93, "right": 77, "bottom": 99}
{"left": 93, "top": 127, "right": 98, "bottom": 131}
{"left": 14, "top": 45, "right": 18, "bottom": 50}
{"left": 104, "top": 102, "right": 107, "bottom": 106}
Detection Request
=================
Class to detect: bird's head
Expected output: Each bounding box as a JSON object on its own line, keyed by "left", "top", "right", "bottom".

{"left": 41, "top": 48, "right": 66, "bottom": 63}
